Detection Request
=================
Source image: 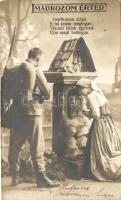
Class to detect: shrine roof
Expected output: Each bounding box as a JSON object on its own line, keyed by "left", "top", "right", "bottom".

{"left": 49, "top": 37, "right": 96, "bottom": 72}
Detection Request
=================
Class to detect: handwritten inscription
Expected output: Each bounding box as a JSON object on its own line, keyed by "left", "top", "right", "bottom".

{"left": 23, "top": 184, "right": 121, "bottom": 200}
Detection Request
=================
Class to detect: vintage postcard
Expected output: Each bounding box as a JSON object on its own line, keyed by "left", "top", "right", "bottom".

{"left": 1, "top": 0, "right": 121, "bottom": 200}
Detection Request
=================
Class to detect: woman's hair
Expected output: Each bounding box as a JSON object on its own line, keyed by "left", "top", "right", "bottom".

{"left": 28, "top": 48, "right": 42, "bottom": 59}
{"left": 76, "top": 85, "right": 85, "bottom": 89}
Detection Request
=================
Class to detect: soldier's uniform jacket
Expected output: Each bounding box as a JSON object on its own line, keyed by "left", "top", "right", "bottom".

{"left": 2, "top": 61, "right": 50, "bottom": 119}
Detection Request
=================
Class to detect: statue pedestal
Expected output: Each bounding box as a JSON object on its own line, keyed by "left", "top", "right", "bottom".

{"left": 44, "top": 72, "right": 97, "bottom": 155}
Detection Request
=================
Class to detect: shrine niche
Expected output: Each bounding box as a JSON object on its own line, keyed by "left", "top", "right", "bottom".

{"left": 63, "top": 88, "right": 90, "bottom": 159}
{"left": 44, "top": 37, "right": 97, "bottom": 178}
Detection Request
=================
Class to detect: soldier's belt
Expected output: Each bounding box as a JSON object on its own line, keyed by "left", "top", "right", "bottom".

{"left": 13, "top": 92, "right": 44, "bottom": 106}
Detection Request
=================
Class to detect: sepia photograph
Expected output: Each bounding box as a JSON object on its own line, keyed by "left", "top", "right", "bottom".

{"left": 0, "top": 0, "right": 121, "bottom": 200}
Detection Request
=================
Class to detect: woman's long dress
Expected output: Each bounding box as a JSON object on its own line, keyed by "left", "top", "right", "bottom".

{"left": 84, "top": 91, "right": 121, "bottom": 181}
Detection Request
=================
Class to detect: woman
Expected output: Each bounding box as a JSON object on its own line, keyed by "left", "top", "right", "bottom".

{"left": 76, "top": 78, "right": 121, "bottom": 181}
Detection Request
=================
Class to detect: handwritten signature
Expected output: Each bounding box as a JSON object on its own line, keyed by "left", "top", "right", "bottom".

{"left": 57, "top": 184, "right": 90, "bottom": 197}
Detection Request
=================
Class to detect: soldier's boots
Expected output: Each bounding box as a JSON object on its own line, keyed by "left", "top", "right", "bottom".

{"left": 36, "top": 173, "right": 60, "bottom": 188}
{"left": 11, "top": 173, "right": 60, "bottom": 187}
{"left": 12, "top": 175, "right": 23, "bottom": 186}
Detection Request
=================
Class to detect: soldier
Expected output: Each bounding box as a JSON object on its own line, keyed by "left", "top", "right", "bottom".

{"left": 4, "top": 48, "right": 59, "bottom": 187}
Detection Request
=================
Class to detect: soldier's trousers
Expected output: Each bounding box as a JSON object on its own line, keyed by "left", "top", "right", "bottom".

{"left": 8, "top": 116, "right": 45, "bottom": 176}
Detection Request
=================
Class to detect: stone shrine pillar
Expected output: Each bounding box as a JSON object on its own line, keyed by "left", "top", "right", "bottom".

{"left": 44, "top": 72, "right": 97, "bottom": 156}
